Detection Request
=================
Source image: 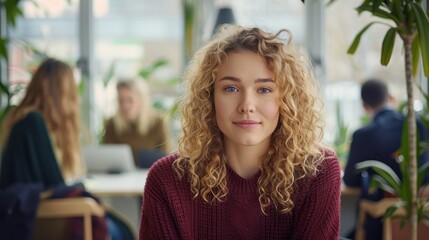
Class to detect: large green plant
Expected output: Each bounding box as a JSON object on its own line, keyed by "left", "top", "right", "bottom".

{"left": 329, "top": 1, "right": 429, "bottom": 239}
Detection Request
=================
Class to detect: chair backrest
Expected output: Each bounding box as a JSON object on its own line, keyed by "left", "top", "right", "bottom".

{"left": 356, "top": 198, "right": 429, "bottom": 240}
{"left": 36, "top": 197, "right": 105, "bottom": 240}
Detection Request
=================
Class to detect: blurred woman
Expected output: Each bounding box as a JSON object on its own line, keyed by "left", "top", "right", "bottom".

{"left": 102, "top": 78, "right": 170, "bottom": 166}
{"left": 0, "top": 58, "right": 84, "bottom": 188}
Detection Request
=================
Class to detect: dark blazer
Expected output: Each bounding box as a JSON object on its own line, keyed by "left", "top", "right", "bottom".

{"left": 343, "top": 108, "right": 429, "bottom": 190}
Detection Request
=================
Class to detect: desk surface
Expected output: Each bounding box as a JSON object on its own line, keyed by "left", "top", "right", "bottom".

{"left": 84, "top": 169, "right": 149, "bottom": 197}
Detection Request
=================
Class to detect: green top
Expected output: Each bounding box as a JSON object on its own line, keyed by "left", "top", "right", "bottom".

{"left": 0, "top": 111, "right": 64, "bottom": 190}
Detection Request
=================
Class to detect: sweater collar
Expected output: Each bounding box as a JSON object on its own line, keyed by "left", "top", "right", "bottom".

{"left": 226, "top": 165, "right": 260, "bottom": 193}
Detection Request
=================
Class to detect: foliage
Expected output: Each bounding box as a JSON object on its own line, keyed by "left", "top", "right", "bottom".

{"left": 333, "top": 100, "right": 349, "bottom": 167}
{"left": 355, "top": 120, "right": 429, "bottom": 224}
{"left": 329, "top": 0, "right": 429, "bottom": 238}
{"left": 0, "top": 0, "right": 23, "bottom": 123}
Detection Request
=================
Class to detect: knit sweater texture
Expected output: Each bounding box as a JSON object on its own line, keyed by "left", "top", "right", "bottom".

{"left": 139, "top": 151, "right": 341, "bottom": 240}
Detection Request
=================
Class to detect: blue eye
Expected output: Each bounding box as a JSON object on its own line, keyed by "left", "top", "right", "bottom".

{"left": 258, "top": 87, "right": 272, "bottom": 93}
{"left": 225, "top": 86, "right": 238, "bottom": 92}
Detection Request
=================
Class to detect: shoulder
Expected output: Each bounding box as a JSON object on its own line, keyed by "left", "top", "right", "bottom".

{"left": 317, "top": 149, "right": 341, "bottom": 176}
{"left": 146, "top": 153, "right": 180, "bottom": 184}
{"left": 144, "top": 153, "right": 182, "bottom": 198}
{"left": 104, "top": 117, "right": 115, "bottom": 128}
{"left": 14, "top": 111, "right": 46, "bottom": 129}
{"left": 351, "top": 124, "right": 375, "bottom": 140}
{"left": 293, "top": 149, "right": 341, "bottom": 201}
{"left": 301, "top": 149, "right": 341, "bottom": 189}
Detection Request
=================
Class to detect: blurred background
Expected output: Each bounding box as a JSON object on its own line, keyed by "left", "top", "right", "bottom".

{"left": 1, "top": 0, "right": 429, "bottom": 236}
{"left": 2, "top": 0, "right": 427, "bottom": 159}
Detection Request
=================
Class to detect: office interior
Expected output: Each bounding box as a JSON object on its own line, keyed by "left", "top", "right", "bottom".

{"left": 1, "top": 0, "right": 429, "bottom": 239}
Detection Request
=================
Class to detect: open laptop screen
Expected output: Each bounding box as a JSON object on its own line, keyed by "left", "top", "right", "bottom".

{"left": 82, "top": 144, "right": 136, "bottom": 174}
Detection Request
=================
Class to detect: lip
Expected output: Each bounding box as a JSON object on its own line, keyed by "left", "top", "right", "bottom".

{"left": 233, "top": 120, "right": 261, "bottom": 129}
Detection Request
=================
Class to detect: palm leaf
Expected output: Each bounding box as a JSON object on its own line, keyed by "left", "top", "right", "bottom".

{"left": 411, "top": 3, "right": 429, "bottom": 77}
{"left": 138, "top": 58, "right": 169, "bottom": 80}
{"left": 391, "top": 0, "right": 404, "bottom": 23}
{"left": 0, "top": 38, "right": 8, "bottom": 60}
{"left": 356, "top": 160, "right": 401, "bottom": 194}
{"left": 381, "top": 28, "right": 397, "bottom": 65}
{"left": 370, "top": 174, "right": 398, "bottom": 195}
{"left": 384, "top": 202, "right": 404, "bottom": 220}
{"left": 411, "top": 36, "right": 421, "bottom": 76}
{"left": 418, "top": 161, "right": 429, "bottom": 188}
{"left": 357, "top": 4, "right": 399, "bottom": 24}
{"left": 348, "top": 22, "right": 377, "bottom": 54}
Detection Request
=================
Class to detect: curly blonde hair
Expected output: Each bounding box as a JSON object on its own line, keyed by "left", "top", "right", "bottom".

{"left": 173, "top": 25, "right": 325, "bottom": 214}
{"left": 3, "top": 58, "right": 83, "bottom": 180}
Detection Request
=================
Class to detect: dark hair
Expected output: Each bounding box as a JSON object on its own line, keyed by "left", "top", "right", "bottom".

{"left": 361, "top": 79, "right": 389, "bottom": 109}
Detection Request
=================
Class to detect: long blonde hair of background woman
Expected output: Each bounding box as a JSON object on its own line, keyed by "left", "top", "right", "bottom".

{"left": 2, "top": 58, "right": 83, "bottom": 180}
{"left": 113, "top": 78, "right": 158, "bottom": 135}
{"left": 173, "top": 25, "right": 325, "bottom": 214}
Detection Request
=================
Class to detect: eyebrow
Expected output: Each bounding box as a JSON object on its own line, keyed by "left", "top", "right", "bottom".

{"left": 219, "top": 76, "right": 275, "bottom": 83}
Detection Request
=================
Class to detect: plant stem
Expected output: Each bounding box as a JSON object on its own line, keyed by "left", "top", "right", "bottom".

{"left": 404, "top": 35, "right": 417, "bottom": 240}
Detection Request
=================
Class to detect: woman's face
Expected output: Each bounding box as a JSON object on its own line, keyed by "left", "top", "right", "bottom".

{"left": 118, "top": 87, "right": 142, "bottom": 122}
{"left": 214, "top": 49, "right": 280, "bottom": 150}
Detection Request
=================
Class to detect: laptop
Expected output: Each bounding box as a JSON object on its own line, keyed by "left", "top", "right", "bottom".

{"left": 82, "top": 144, "right": 136, "bottom": 174}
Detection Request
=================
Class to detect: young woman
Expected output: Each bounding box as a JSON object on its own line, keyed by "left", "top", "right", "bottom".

{"left": 0, "top": 58, "right": 84, "bottom": 189}
{"left": 102, "top": 78, "right": 170, "bottom": 166}
{"left": 139, "top": 25, "right": 341, "bottom": 239}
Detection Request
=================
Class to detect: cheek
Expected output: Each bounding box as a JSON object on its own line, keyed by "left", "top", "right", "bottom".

{"left": 262, "top": 100, "right": 280, "bottom": 121}
{"left": 214, "top": 94, "right": 232, "bottom": 126}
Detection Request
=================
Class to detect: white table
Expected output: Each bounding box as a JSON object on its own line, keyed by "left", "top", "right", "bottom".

{"left": 83, "top": 169, "right": 149, "bottom": 197}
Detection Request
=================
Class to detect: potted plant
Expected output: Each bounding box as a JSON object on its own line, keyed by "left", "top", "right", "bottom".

{"left": 329, "top": 0, "right": 429, "bottom": 239}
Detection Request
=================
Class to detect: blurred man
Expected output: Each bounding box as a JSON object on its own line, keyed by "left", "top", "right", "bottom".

{"left": 343, "top": 79, "right": 429, "bottom": 239}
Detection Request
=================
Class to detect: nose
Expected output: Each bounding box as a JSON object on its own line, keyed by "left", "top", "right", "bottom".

{"left": 238, "top": 93, "right": 255, "bottom": 113}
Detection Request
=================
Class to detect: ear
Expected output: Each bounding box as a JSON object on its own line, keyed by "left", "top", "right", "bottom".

{"left": 388, "top": 95, "right": 396, "bottom": 107}
{"left": 362, "top": 102, "right": 373, "bottom": 116}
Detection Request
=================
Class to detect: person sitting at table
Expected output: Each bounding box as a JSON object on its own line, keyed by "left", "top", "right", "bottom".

{"left": 0, "top": 58, "right": 85, "bottom": 188}
{"left": 139, "top": 25, "right": 341, "bottom": 239}
{"left": 0, "top": 58, "right": 113, "bottom": 239}
{"left": 343, "top": 79, "right": 429, "bottom": 240}
{"left": 102, "top": 78, "right": 170, "bottom": 167}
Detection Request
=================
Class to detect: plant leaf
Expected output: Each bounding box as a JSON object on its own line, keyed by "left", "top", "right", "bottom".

{"left": 357, "top": 4, "right": 399, "bottom": 23}
{"left": 355, "top": 160, "right": 402, "bottom": 194}
{"left": 0, "top": 38, "right": 8, "bottom": 60}
{"left": 381, "top": 28, "right": 397, "bottom": 65}
{"left": 384, "top": 205, "right": 399, "bottom": 220}
{"left": 392, "top": 0, "right": 404, "bottom": 23}
{"left": 418, "top": 161, "right": 429, "bottom": 188}
{"left": 411, "top": 3, "right": 429, "bottom": 77}
{"left": 348, "top": 22, "right": 377, "bottom": 54}
{"left": 138, "top": 58, "right": 169, "bottom": 80}
{"left": 0, "top": 81, "right": 10, "bottom": 96}
{"left": 370, "top": 174, "right": 398, "bottom": 195}
{"left": 411, "top": 36, "right": 421, "bottom": 76}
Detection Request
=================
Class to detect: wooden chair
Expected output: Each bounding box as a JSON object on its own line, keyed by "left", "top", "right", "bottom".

{"left": 355, "top": 198, "right": 429, "bottom": 240}
{"left": 36, "top": 197, "right": 105, "bottom": 240}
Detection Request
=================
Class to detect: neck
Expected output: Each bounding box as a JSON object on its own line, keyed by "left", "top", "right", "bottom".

{"left": 223, "top": 140, "right": 269, "bottom": 179}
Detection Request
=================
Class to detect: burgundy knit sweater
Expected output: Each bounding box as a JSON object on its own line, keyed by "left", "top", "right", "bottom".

{"left": 139, "top": 151, "right": 341, "bottom": 240}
